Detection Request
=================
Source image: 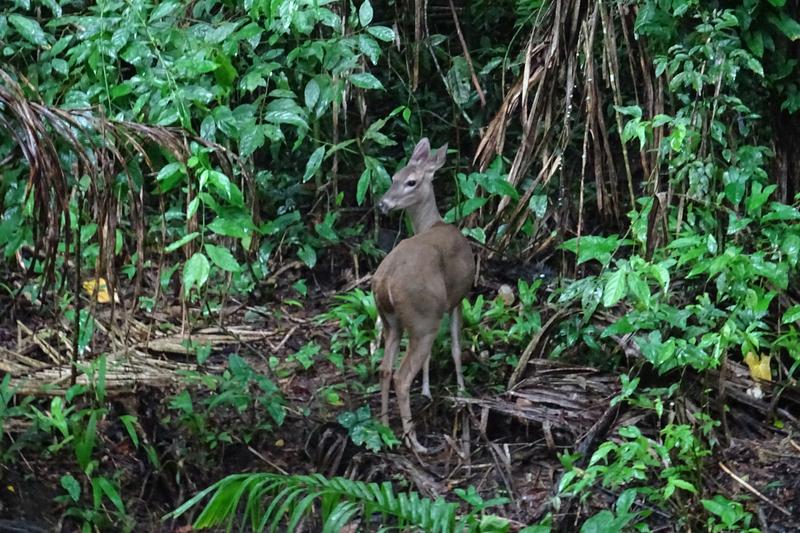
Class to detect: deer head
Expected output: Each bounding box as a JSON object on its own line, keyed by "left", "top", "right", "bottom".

{"left": 377, "top": 138, "right": 448, "bottom": 216}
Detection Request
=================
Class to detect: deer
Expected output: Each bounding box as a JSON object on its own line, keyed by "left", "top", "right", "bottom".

{"left": 371, "top": 138, "right": 475, "bottom": 453}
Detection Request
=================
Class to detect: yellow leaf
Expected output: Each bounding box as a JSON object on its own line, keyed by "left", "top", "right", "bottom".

{"left": 743, "top": 352, "right": 771, "bottom": 382}
{"left": 82, "top": 277, "right": 112, "bottom": 303}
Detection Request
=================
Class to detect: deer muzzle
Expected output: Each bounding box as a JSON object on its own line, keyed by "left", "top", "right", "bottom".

{"left": 377, "top": 198, "right": 392, "bottom": 215}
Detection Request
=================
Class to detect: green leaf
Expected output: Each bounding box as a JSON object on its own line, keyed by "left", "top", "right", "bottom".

{"left": 768, "top": 0, "right": 786, "bottom": 5}
{"left": 358, "top": 0, "right": 373, "bottom": 26}
{"left": 580, "top": 510, "right": 616, "bottom": 533}
{"left": 297, "top": 245, "right": 317, "bottom": 268}
{"left": 367, "top": 26, "right": 395, "bottom": 42}
{"left": 165, "top": 232, "right": 200, "bottom": 253}
{"left": 60, "top": 475, "right": 80, "bottom": 502}
{"left": 239, "top": 125, "right": 265, "bottom": 157}
{"left": 769, "top": 12, "right": 800, "bottom": 40}
{"left": 304, "top": 79, "right": 320, "bottom": 110}
{"left": 602, "top": 269, "right": 627, "bottom": 307}
{"left": 562, "top": 235, "right": 624, "bottom": 265}
{"left": 93, "top": 477, "right": 126, "bottom": 515}
{"left": 614, "top": 105, "right": 642, "bottom": 118}
{"left": 356, "top": 168, "right": 371, "bottom": 206}
{"left": 463, "top": 227, "right": 486, "bottom": 244}
{"left": 183, "top": 253, "right": 210, "bottom": 295}
{"left": 349, "top": 72, "right": 383, "bottom": 90}
{"left": 9, "top": 15, "right": 49, "bottom": 47}
{"left": 303, "top": 147, "right": 325, "bottom": 183}
{"left": 206, "top": 170, "right": 231, "bottom": 198}
{"left": 358, "top": 34, "right": 381, "bottom": 64}
{"left": 265, "top": 110, "right": 309, "bottom": 129}
{"left": 669, "top": 478, "right": 697, "bottom": 493}
{"left": 209, "top": 216, "right": 251, "bottom": 238}
{"left": 51, "top": 58, "right": 68, "bottom": 75}
{"left": 782, "top": 233, "right": 800, "bottom": 267}
{"left": 204, "top": 244, "right": 241, "bottom": 272}
{"left": 782, "top": 305, "right": 800, "bottom": 324}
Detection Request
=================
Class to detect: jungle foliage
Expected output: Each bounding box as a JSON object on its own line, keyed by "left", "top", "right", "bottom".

{"left": 1, "top": 0, "right": 800, "bottom": 530}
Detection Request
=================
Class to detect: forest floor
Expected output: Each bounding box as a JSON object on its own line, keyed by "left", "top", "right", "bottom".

{"left": 1, "top": 253, "right": 799, "bottom": 531}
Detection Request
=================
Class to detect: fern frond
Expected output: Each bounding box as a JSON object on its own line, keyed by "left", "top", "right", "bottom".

{"left": 167, "top": 471, "right": 508, "bottom": 532}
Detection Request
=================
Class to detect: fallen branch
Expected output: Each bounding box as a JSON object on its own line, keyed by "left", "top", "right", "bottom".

{"left": 718, "top": 461, "right": 791, "bottom": 518}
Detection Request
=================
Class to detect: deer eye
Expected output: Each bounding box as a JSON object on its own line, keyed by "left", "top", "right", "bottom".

{"left": 406, "top": 180, "right": 417, "bottom": 188}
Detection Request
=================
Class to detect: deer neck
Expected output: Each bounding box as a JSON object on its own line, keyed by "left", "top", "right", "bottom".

{"left": 407, "top": 194, "right": 443, "bottom": 234}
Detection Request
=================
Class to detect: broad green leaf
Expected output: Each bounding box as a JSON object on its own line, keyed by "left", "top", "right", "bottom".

{"left": 614, "top": 105, "right": 642, "bottom": 118}
{"left": 297, "top": 244, "right": 317, "bottom": 268}
{"left": 528, "top": 195, "right": 547, "bottom": 218}
{"left": 349, "top": 72, "right": 383, "bottom": 90}
{"left": 239, "top": 125, "right": 265, "bottom": 157}
{"left": 303, "top": 147, "right": 325, "bottom": 183}
{"left": 51, "top": 58, "right": 68, "bottom": 75}
{"left": 782, "top": 305, "right": 800, "bottom": 324}
{"left": 9, "top": 15, "right": 49, "bottom": 47}
{"left": 157, "top": 162, "right": 185, "bottom": 182}
{"left": 206, "top": 170, "right": 231, "bottom": 198}
{"left": 562, "top": 235, "right": 624, "bottom": 265}
{"left": 165, "top": 232, "right": 200, "bottom": 253}
{"left": 356, "top": 168, "right": 371, "bottom": 205}
{"left": 60, "top": 475, "right": 80, "bottom": 502}
{"left": 209, "top": 216, "right": 251, "bottom": 238}
{"left": 183, "top": 253, "right": 210, "bottom": 295}
{"left": 204, "top": 244, "right": 240, "bottom": 272}
{"left": 367, "top": 26, "right": 395, "bottom": 42}
{"left": 463, "top": 227, "right": 486, "bottom": 244}
{"left": 602, "top": 269, "right": 627, "bottom": 307}
{"left": 447, "top": 57, "right": 472, "bottom": 105}
{"left": 358, "top": 0, "right": 373, "bottom": 26}
{"left": 669, "top": 478, "right": 697, "bottom": 493}
{"left": 358, "top": 34, "right": 381, "bottom": 64}
{"left": 580, "top": 510, "right": 616, "bottom": 533}
{"left": 265, "top": 110, "right": 309, "bottom": 129}
{"left": 781, "top": 233, "right": 800, "bottom": 267}
{"left": 315, "top": 214, "right": 339, "bottom": 242}
{"left": 184, "top": 193, "right": 197, "bottom": 218}
{"left": 304, "top": 79, "right": 320, "bottom": 109}
{"left": 443, "top": 197, "right": 487, "bottom": 223}
{"left": 769, "top": 12, "right": 800, "bottom": 40}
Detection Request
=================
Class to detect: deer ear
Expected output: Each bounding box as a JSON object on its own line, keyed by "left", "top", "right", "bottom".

{"left": 427, "top": 144, "right": 448, "bottom": 176}
{"left": 410, "top": 138, "right": 431, "bottom": 163}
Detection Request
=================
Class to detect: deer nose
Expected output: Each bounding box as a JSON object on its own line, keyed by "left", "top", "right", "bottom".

{"left": 377, "top": 199, "right": 390, "bottom": 215}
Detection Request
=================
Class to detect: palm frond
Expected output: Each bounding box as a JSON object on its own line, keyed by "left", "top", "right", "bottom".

{"left": 166, "top": 472, "right": 509, "bottom": 532}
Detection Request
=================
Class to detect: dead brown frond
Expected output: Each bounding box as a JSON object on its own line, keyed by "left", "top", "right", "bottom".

{"left": 474, "top": 2, "right": 657, "bottom": 260}
{"left": 0, "top": 68, "right": 242, "bottom": 384}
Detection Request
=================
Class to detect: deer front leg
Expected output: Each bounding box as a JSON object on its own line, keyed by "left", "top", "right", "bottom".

{"left": 421, "top": 355, "right": 431, "bottom": 399}
{"left": 379, "top": 316, "right": 401, "bottom": 426}
{"left": 394, "top": 331, "right": 436, "bottom": 453}
{"left": 450, "top": 306, "right": 465, "bottom": 391}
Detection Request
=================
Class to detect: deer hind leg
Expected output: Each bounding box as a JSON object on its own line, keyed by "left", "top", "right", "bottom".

{"left": 450, "top": 306, "right": 465, "bottom": 391}
{"left": 379, "top": 314, "right": 401, "bottom": 426}
{"left": 394, "top": 330, "right": 436, "bottom": 453}
{"left": 421, "top": 355, "right": 431, "bottom": 400}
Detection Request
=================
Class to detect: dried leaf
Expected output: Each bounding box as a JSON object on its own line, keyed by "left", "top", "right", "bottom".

{"left": 82, "top": 278, "right": 113, "bottom": 304}
{"left": 743, "top": 352, "right": 772, "bottom": 382}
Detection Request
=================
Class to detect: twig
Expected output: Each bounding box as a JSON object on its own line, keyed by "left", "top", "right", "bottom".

{"left": 274, "top": 325, "right": 299, "bottom": 353}
{"left": 447, "top": 0, "right": 485, "bottom": 107}
{"left": 790, "top": 439, "right": 800, "bottom": 454}
{"left": 247, "top": 445, "right": 289, "bottom": 475}
{"left": 718, "top": 462, "right": 791, "bottom": 517}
